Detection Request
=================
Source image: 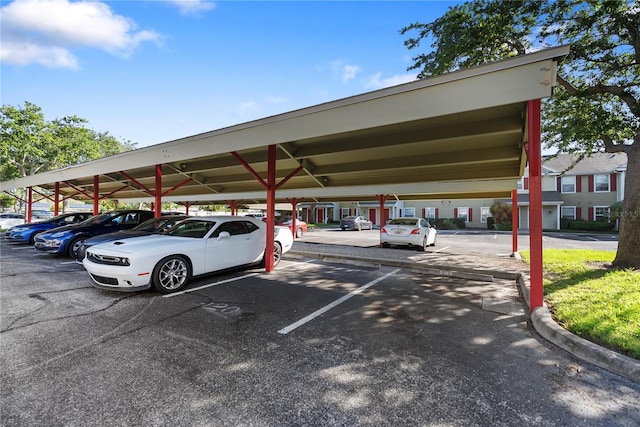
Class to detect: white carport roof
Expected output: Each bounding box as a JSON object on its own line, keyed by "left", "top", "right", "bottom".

{"left": 0, "top": 46, "right": 570, "bottom": 204}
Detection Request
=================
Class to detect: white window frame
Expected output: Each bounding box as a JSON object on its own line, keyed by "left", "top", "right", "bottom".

{"left": 516, "top": 178, "right": 524, "bottom": 191}
{"left": 561, "top": 206, "right": 576, "bottom": 220}
{"left": 457, "top": 207, "right": 469, "bottom": 223}
{"left": 594, "top": 174, "right": 610, "bottom": 192}
{"left": 404, "top": 207, "right": 416, "bottom": 218}
{"left": 480, "top": 207, "right": 491, "bottom": 223}
{"left": 424, "top": 207, "right": 436, "bottom": 220}
{"left": 341, "top": 208, "right": 350, "bottom": 218}
{"left": 594, "top": 206, "right": 610, "bottom": 222}
{"left": 561, "top": 176, "right": 576, "bottom": 193}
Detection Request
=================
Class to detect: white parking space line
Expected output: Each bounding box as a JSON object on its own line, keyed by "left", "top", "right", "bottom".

{"left": 585, "top": 236, "right": 599, "bottom": 241}
{"left": 60, "top": 261, "right": 80, "bottom": 265}
{"left": 278, "top": 268, "right": 401, "bottom": 335}
{"left": 493, "top": 234, "right": 498, "bottom": 239}
{"left": 432, "top": 246, "right": 450, "bottom": 253}
{"left": 163, "top": 273, "right": 261, "bottom": 298}
{"left": 10, "top": 246, "right": 37, "bottom": 250}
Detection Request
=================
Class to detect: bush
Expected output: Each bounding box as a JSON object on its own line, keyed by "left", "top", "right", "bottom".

{"left": 433, "top": 218, "right": 466, "bottom": 230}
{"left": 568, "top": 220, "right": 615, "bottom": 232}
{"left": 486, "top": 216, "right": 495, "bottom": 230}
{"left": 496, "top": 222, "right": 512, "bottom": 231}
{"left": 560, "top": 217, "right": 571, "bottom": 230}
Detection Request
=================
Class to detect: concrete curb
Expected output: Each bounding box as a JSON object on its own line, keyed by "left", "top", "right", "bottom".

{"left": 530, "top": 306, "right": 640, "bottom": 383}
{"left": 288, "top": 249, "right": 640, "bottom": 383}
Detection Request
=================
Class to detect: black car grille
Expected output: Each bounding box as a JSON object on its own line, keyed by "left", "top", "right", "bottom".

{"left": 90, "top": 274, "right": 119, "bottom": 286}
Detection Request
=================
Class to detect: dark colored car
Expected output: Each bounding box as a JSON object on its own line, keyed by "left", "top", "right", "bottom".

{"left": 34, "top": 210, "right": 157, "bottom": 258}
{"left": 6, "top": 212, "right": 93, "bottom": 244}
{"left": 340, "top": 215, "right": 373, "bottom": 231}
{"left": 75, "top": 215, "right": 189, "bottom": 261}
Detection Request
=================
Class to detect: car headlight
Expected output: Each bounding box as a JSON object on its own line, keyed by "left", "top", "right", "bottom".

{"left": 87, "top": 252, "right": 131, "bottom": 266}
{"left": 11, "top": 227, "right": 26, "bottom": 232}
{"left": 50, "top": 230, "right": 70, "bottom": 238}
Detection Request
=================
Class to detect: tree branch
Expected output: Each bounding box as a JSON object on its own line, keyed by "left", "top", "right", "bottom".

{"left": 556, "top": 75, "right": 637, "bottom": 113}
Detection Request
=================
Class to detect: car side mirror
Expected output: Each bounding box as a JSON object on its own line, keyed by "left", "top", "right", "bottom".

{"left": 217, "top": 231, "right": 231, "bottom": 240}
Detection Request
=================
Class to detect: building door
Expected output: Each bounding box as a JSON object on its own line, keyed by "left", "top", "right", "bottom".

{"left": 369, "top": 208, "right": 377, "bottom": 224}
{"left": 316, "top": 208, "right": 324, "bottom": 224}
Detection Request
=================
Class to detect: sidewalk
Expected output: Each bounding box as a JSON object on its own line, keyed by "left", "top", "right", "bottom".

{"left": 287, "top": 241, "right": 640, "bottom": 383}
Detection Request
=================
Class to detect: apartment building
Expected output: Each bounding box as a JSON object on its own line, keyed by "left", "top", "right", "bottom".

{"left": 298, "top": 152, "right": 627, "bottom": 230}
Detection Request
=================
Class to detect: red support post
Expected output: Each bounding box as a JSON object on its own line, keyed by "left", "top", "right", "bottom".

{"left": 376, "top": 194, "right": 389, "bottom": 246}
{"left": 185, "top": 202, "right": 190, "bottom": 215}
{"left": 230, "top": 200, "right": 237, "bottom": 215}
{"left": 265, "top": 145, "right": 277, "bottom": 272}
{"left": 93, "top": 176, "right": 99, "bottom": 215}
{"left": 155, "top": 164, "right": 162, "bottom": 218}
{"left": 511, "top": 189, "right": 518, "bottom": 254}
{"left": 27, "top": 187, "right": 33, "bottom": 223}
{"left": 54, "top": 182, "right": 60, "bottom": 215}
{"left": 288, "top": 197, "right": 302, "bottom": 239}
{"left": 528, "top": 99, "right": 544, "bottom": 312}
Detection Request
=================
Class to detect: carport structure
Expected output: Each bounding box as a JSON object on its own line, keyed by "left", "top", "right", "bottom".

{"left": 0, "top": 45, "right": 570, "bottom": 311}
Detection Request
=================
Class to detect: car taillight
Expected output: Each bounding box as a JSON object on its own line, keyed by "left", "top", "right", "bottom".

{"left": 410, "top": 228, "right": 421, "bottom": 235}
{"left": 380, "top": 227, "right": 387, "bottom": 233}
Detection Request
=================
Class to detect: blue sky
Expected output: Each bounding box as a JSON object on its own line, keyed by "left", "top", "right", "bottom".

{"left": 1, "top": 0, "right": 456, "bottom": 147}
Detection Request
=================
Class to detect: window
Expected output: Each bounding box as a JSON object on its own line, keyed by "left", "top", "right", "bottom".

{"left": 594, "top": 174, "right": 610, "bottom": 192}
{"left": 516, "top": 178, "right": 524, "bottom": 190}
{"left": 341, "top": 208, "right": 350, "bottom": 218}
{"left": 457, "top": 207, "right": 469, "bottom": 222}
{"left": 480, "top": 207, "right": 491, "bottom": 223}
{"left": 561, "top": 206, "right": 576, "bottom": 220}
{"left": 561, "top": 176, "right": 576, "bottom": 193}
{"left": 594, "top": 206, "right": 610, "bottom": 222}
{"left": 424, "top": 207, "right": 436, "bottom": 220}
{"left": 404, "top": 207, "right": 415, "bottom": 218}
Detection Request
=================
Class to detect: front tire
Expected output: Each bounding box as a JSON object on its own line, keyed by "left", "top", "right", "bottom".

{"left": 153, "top": 256, "right": 190, "bottom": 293}
{"left": 421, "top": 236, "right": 428, "bottom": 252}
{"left": 295, "top": 227, "right": 303, "bottom": 238}
{"left": 68, "top": 236, "right": 87, "bottom": 258}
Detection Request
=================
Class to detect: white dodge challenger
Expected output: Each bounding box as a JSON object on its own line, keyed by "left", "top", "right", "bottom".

{"left": 82, "top": 216, "right": 293, "bottom": 293}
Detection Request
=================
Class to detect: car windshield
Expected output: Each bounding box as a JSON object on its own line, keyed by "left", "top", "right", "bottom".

{"left": 342, "top": 216, "right": 356, "bottom": 220}
{"left": 133, "top": 217, "right": 186, "bottom": 233}
{"left": 80, "top": 213, "right": 116, "bottom": 225}
{"left": 389, "top": 218, "right": 418, "bottom": 226}
{"left": 165, "top": 220, "right": 215, "bottom": 238}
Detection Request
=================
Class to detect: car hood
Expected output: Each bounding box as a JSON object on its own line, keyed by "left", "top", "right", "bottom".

{"left": 84, "top": 230, "right": 152, "bottom": 245}
{"left": 87, "top": 234, "right": 196, "bottom": 256}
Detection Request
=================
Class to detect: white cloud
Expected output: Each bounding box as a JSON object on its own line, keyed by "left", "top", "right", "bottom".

{"left": 330, "top": 60, "right": 361, "bottom": 83}
{"left": 163, "top": 0, "right": 216, "bottom": 16}
{"left": 266, "top": 96, "right": 287, "bottom": 105}
{"left": 364, "top": 72, "right": 417, "bottom": 90}
{"left": 238, "top": 101, "right": 258, "bottom": 115}
{"left": 0, "top": 0, "right": 162, "bottom": 68}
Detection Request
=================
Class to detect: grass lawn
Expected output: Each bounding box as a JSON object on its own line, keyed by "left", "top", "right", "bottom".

{"left": 521, "top": 249, "right": 640, "bottom": 360}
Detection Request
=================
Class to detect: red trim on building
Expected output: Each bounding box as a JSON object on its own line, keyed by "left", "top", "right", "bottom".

{"left": 524, "top": 177, "right": 529, "bottom": 190}
{"left": 453, "top": 207, "right": 458, "bottom": 218}
{"left": 588, "top": 175, "right": 594, "bottom": 192}
{"left": 611, "top": 174, "right": 617, "bottom": 192}
{"left": 576, "top": 175, "right": 582, "bottom": 192}
{"left": 435, "top": 208, "right": 439, "bottom": 219}
{"left": 468, "top": 208, "right": 473, "bottom": 222}
{"left": 588, "top": 208, "right": 594, "bottom": 221}
{"left": 576, "top": 207, "right": 582, "bottom": 220}
{"left": 557, "top": 177, "right": 561, "bottom": 192}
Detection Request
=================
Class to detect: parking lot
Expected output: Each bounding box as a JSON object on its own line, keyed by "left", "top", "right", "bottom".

{"left": 1, "top": 232, "right": 638, "bottom": 426}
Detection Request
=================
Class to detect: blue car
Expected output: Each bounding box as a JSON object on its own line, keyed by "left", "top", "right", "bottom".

{"left": 75, "top": 214, "right": 189, "bottom": 261}
{"left": 6, "top": 212, "right": 93, "bottom": 244}
{"left": 34, "top": 210, "right": 156, "bottom": 258}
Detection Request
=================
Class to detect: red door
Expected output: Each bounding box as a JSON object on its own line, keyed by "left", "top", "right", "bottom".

{"left": 316, "top": 208, "right": 324, "bottom": 223}
{"left": 369, "top": 208, "right": 377, "bottom": 224}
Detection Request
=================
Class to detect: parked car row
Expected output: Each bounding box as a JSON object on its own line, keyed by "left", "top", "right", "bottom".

{"left": 5, "top": 211, "right": 294, "bottom": 294}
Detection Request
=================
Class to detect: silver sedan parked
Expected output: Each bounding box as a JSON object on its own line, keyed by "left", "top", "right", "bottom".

{"left": 340, "top": 216, "right": 374, "bottom": 231}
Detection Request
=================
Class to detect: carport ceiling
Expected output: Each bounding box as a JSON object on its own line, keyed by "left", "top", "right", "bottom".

{"left": 1, "top": 46, "right": 569, "bottom": 204}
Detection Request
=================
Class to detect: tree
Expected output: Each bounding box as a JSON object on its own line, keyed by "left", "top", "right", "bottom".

{"left": 490, "top": 201, "right": 512, "bottom": 230}
{"left": 1, "top": 101, "right": 136, "bottom": 208}
{"left": 401, "top": 0, "right": 640, "bottom": 268}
